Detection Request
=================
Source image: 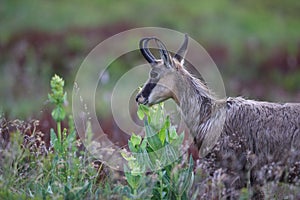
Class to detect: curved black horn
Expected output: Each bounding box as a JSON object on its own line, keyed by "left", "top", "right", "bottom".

{"left": 174, "top": 34, "right": 188, "bottom": 62}
{"left": 154, "top": 38, "right": 171, "bottom": 66}
{"left": 139, "top": 38, "right": 156, "bottom": 64}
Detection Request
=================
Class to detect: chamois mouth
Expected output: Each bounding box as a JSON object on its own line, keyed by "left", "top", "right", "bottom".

{"left": 138, "top": 99, "right": 149, "bottom": 105}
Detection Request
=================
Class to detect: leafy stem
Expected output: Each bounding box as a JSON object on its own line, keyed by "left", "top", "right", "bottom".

{"left": 57, "top": 121, "right": 62, "bottom": 145}
{"left": 48, "top": 74, "right": 67, "bottom": 148}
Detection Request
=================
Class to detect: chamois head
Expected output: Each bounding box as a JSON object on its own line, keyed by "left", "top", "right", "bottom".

{"left": 136, "top": 34, "right": 189, "bottom": 106}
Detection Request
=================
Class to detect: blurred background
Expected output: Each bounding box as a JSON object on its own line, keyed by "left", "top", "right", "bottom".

{"left": 1, "top": 0, "right": 300, "bottom": 145}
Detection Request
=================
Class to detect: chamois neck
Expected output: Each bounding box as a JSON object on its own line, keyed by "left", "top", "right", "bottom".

{"left": 175, "top": 70, "right": 215, "bottom": 108}
{"left": 174, "top": 70, "right": 216, "bottom": 137}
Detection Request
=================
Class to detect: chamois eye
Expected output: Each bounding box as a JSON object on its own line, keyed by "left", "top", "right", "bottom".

{"left": 150, "top": 71, "right": 159, "bottom": 79}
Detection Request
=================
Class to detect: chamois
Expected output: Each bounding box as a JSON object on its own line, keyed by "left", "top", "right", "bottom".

{"left": 136, "top": 35, "right": 300, "bottom": 198}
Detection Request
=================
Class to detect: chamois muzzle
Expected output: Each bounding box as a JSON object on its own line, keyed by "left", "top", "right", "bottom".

{"left": 135, "top": 93, "right": 148, "bottom": 105}
{"left": 136, "top": 81, "right": 157, "bottom": 105}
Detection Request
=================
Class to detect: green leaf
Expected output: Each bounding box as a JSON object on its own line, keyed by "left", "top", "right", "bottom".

{"left": 161, "top": 145, "right": 178, "bottom": 166}
{"left": 165, "top": 115, "right": 170, "bottom": 127}
{"left": 50, "top": 128, "right": 60, "bottom": 152}
{"left": 145, "top": 120, "right": 162, "bottom": 151}
{"left": 144, "top": 120, "right": 156, "bottom": 137}
{"left": 158, "top": 116, "right": 171, "bottom": 144}
{"left": 50, "top": 128, "right": 57, "bottom": 143}
{"left": 149, "top": 104, "right": 165, "bottom": 129}
{"left": 128, "top": 133, "right": 142, "bottom": 152}
{"left": 51, "top": 106, "right": 66, "bottom": 122}
{"left": 171, "top": 132, "right": 185, "bottom": 148}
{"left": 63, "top": 129, "right": 77, "bottom": 152}
{"left": 147, "top": 150, "right": 158, "bottom": 169}
{"left": 124, "top": 165, "right": 141, "bottom": 190}
{"left": 130, "top": 133, "right": 142, "bottom": 147}
{"left": 169, "top": 126, "right": 178, "bottom": 141}
{"left": 140, "top": 138, "right": 147, "bottom": 150}
{"left": 137, "top": 108, "right": 145, "bottom": 120}
{"left": 120, "top": 150, "right": 136, "bottom": 161}
{"left": 150, "top": 107, "right": 160, "bottom": 127}
{"left": 138, "top": 104, "right": 150, "bottom": 119}
{"left": 158, "top": 126, "right": 167, "bottom": 145}
{"left": 136, "top": 149, "right": 154, "bottom": 170}
{"left": 66, "top": 129, "right": 76, "bottom": 144}
{"left": 128, "top": 140, "right": 138, "bottom": 152}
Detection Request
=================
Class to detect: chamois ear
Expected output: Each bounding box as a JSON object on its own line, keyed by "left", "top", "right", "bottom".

{"left": 174, "top": 34, "right": 188, "bottom": 65}
{"left": 154, "top": 38, "right": 173, "bottom": 69}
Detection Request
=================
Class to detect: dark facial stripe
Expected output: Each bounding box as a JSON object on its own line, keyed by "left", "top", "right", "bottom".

{"left": 141, "top": 82, "right": 156, "bottom": 98}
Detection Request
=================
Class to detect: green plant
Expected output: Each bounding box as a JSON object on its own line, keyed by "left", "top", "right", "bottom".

{"left": 0, "top": 75, "right": 104, "bottom": 199}
{"left": 47, "top": 74, "right": 99, "bottom": 199}
{"left": 48, "top": 74, "right": 67, "bottom": 148}
{"left": 121, "top": 104, "right": 194, "bottom": 200}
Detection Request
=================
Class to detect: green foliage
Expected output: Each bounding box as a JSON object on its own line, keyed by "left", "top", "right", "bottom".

{"left": 0, "top": 76, "right": 105, "bottom": 199}
{"left": 0, "top": 127, "right": 98, "bottom": 199}
{"left": 121, "top": 104, "right": 194, "bottom": 200}
{"left": 48, "top": 74, "right": 68, "bottom": 158}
